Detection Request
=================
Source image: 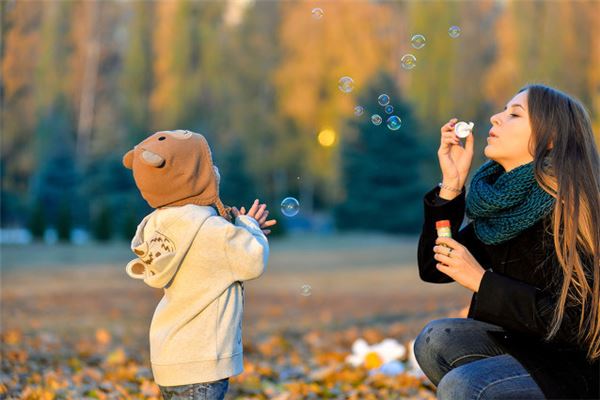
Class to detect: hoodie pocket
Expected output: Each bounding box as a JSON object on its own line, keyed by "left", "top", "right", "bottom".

{"left": 126, "top": 231, "right": 177, "bottom": 286}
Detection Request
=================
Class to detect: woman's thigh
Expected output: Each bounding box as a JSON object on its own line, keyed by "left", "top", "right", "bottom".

{"left": 413, "top": 318, "right": 508, "bottom": 385}
{"left": 436, "top": 354, "right": 545, "bottom": 400}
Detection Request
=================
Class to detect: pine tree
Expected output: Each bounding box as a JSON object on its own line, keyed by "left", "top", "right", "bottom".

{"left": 335, "top": 72, "right": 427, "bottom": 234}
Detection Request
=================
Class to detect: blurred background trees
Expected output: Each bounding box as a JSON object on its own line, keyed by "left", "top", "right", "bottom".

{"left": 2, "top": 0, "right": 599, "bottom": 241}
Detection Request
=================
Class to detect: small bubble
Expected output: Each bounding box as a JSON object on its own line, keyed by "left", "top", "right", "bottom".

{"left": 384, "top": 105, "right": 394, "bottom": 114}
{"left": 386, "top": 115, "right": 402, "bottom": 131}
{"left": 448, "top": 26, "right": 461, "bottom": 38}
{"left": 354, "top": 105, "right": 364, "bottom": 116}
{"left": 300, "top": 284, "right": 312, "bottom": 296}
{"left": 281, "top": 197, "right": 300, "bottom": 217}
{"left": 311, "top": 8, "right": 324, "bottom": 20}
{"left": 371, "top": 114, "right": 382, "bottom": 126}
{"left": 401, "top": 54, "right": 417, "bottom": 70}
{"left": 338, "top": 76, "right": 354, "bottom": 93}
{"left": 411, "top": 34, "right": 426, "bottom": 49}
{"left": 378, "top": 94, "right": 390, "bottom": 106}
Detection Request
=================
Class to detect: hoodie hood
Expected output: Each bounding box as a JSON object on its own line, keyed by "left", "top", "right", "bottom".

{"left": 125, "top": 204, "right": 216, "bottom": 288}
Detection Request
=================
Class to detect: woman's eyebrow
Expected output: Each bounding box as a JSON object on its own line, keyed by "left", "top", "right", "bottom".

{"left": 506, "top": 103, "right": 525, "bottom": 110}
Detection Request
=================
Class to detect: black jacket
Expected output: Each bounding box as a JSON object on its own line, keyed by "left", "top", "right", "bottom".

{"left": 417, "top": 186, "right": 599, "bottom": 399}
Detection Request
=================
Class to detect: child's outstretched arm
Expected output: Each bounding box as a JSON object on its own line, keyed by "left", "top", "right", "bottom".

{"left": 225, "top": 200, "right": 272, "bottom": 281}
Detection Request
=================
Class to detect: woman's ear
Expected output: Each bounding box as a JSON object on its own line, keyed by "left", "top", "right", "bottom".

{"left": 123, "top": 150, "right": 134, "bottom": 169}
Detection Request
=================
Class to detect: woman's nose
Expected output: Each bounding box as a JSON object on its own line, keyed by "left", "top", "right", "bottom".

{"left": 490, "top": 113, "right": 501, "bottom": 126}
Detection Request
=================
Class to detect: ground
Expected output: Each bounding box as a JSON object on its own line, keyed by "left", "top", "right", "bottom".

{"left": 1, "top": 233, "right": 471, "bottom": 399}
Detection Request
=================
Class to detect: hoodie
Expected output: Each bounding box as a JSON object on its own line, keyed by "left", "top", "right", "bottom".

{"left": 126, "top": 204, "right": 268, "bottom": 386}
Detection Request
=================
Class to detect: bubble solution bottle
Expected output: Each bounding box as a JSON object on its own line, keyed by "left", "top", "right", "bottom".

{"left": 435, "top": 220, "right": 452, "bottom": 248}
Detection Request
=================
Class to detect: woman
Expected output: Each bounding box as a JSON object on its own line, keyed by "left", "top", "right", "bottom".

{"left": 414, "top": 84, "right": 599, "bottom": 399}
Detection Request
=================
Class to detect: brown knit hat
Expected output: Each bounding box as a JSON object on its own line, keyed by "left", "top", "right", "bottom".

{"left": 123, "top": 130, "right": 231, "bottom": 219}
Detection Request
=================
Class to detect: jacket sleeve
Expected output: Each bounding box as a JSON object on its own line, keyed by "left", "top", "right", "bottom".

{"left": 417, "top": 185, "right": 492, "bottom": 283}
{"left": 472, "top": 266, "right": 587, "bottom": 346}
{"left": 224, "top": 215, "right": 269, "bottom": 282}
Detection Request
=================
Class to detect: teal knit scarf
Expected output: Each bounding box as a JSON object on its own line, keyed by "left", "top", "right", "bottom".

{"left": 465, "top": 160, "right": 555, "bottom": 245}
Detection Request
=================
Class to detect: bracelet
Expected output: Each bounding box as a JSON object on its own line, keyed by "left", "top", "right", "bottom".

{"left": 438, "top": 182, "right": 462, "bottom": 193}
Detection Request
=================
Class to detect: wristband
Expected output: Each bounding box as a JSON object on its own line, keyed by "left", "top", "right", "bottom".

{"left": 438, "top": 182, "right": 462, "bottom": 193}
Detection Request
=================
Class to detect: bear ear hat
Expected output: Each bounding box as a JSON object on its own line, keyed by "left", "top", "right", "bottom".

{"left": 123, "top": 149, "right": 134, "bottom": 169}
{"left": 122, "top": 148, "right": 165, "bottom": 169}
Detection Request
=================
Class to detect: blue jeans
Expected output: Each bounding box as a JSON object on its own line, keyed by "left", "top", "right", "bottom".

{"left": 414, "top": 318, "right": 546, "bottom": 399}
{"left": 159, "top": 378, "right": 229, "bottom": 400}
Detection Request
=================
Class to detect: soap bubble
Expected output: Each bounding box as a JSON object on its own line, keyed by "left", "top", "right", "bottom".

{"left": 386, "top": 115, "right": 402, "bottom": 131}
{"left": 384, "top": 105, "right": 394, "bottom": 114}
{"left": 448, "top": 26, "right": 461, "bottom": 38}
{"left": 401, "top": 54, "right": 417, "bottom": 70}
{"left": 411, "top": 34, "right": 426, "bottom": 49}
{"left": 338, "top": 76, "right": 354, "bottom": 93}
{"left": 377, "top": 94, "right": 390, "bottom": 106}
{"left": 354, "top": 105, "right": 364, "bottom": 116}
{"left": 300, "top": 284, "right": 312, "bottom": 296}
{"left": 281, "top": 197, "right": 300, "bottom": 217}
{"left": 371, "top": 114, "right": 383, "bottom": 126}
{"left": 311, "top": 8, "right": 324, "bottom": 19}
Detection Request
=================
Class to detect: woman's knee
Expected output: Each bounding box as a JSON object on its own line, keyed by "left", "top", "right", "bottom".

{"left": 436, "top": 366, "right": 474, "bottom": 400}
{"left": 414, "top": 318, "right": 457, "bottom": 362}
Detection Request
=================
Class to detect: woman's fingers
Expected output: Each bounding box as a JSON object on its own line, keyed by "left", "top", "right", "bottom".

{"left": 441, "top": 118, "right": 458, "bottom": 133}
{"left": 465, "top": 129, "right": 474, "bottom": 153}
{"left": 231, "top": 207, "right": 240, "bottom": 217}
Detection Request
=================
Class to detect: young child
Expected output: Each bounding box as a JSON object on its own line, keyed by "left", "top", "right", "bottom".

{"left": 122, "top": 129, "right": 276, "bottom": 400}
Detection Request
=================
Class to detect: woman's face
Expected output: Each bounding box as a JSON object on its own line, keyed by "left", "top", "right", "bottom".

{"left": 486, "top": 90, "right": 534, "bottom": 172}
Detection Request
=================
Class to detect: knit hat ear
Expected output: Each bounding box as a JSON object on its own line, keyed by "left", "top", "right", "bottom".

{"left": 123, "top": 150, "right": 134, "bottom": 170}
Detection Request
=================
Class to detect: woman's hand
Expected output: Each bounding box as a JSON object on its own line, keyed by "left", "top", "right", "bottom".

{"left": 231, "top": 199, "right": 277, "bottom": 235}
{"left": 432, "top": 237, "right": 486, "bottom": 293}
{"left": 438, "top": 118, "right": 475, "bottom": 190}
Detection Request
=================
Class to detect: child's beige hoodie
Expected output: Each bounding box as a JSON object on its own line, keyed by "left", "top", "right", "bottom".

{"left": 126, "top": 204, "right": 268, "bottom": 386}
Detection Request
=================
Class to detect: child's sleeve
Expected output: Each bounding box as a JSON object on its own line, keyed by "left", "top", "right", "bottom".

{"left": 224, "top": 215, "right": 269, "bottom": 281}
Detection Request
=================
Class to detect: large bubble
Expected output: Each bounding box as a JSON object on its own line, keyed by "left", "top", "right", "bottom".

{"left": 281, "top": 197, "right": 300, "bottom": 217}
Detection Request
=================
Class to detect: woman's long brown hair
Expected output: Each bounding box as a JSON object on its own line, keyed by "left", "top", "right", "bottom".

{"left": 523, "top": 84, "right": 599, "bottom": 361}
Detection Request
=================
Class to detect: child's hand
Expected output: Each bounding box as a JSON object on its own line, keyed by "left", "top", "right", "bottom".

{"left": 231, "top": 199, "right": 277, "bottom": 235}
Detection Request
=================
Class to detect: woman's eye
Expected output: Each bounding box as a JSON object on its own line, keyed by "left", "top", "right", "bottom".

{"left": 509, "top": 114, "right": 519, "bottom": 117}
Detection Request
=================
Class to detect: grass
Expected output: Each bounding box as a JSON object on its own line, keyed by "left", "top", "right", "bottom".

{"left": 1, "top": 233, "right": 470, "bottom": 399}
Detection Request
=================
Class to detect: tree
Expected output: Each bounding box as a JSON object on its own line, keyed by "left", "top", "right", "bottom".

{"left": 217, "top": 141, "right": 256, "bottom": 209}
{"left": 335, "top": 72, "right": 427, "bottom": 234}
